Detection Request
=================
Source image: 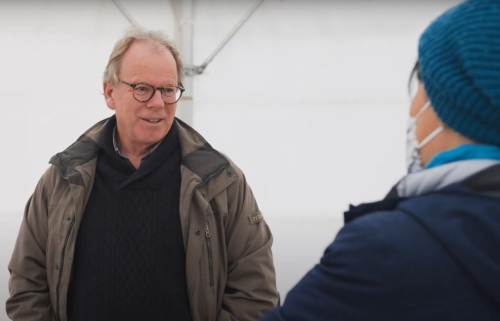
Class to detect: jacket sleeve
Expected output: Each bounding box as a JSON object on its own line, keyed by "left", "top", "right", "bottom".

{"left": 6, "top": 169, "right": 53, "bottom": 321}
{"left": 258, "top": 213, "right": 399, "bottom": 321}
{"left": 217, "top": 168, "right": 279, "bottom": 321}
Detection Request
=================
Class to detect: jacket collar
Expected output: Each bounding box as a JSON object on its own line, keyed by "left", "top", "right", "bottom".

{"left": 345, "top": 160, "right": 500, "bottom": 224}
{"left": 49, "top": 117, "right": 230, "bottom": 188}
{"left": 394, "top": 159, "right": 500, "bottom": 198}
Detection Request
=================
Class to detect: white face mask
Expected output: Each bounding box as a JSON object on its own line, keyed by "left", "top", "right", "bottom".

{"left": 406, "top": 101, "right": 444, "bottom": 174}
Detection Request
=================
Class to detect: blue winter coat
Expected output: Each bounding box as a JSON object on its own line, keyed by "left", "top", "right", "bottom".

{"left": 261, "top": 160, "right": 500, "bottom": 321}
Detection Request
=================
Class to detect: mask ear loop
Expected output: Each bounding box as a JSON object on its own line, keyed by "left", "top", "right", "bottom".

{"left": 417, "top": 126, "right": 444, "bottom": 149}
{"left": 414, "top": 101, "right": 444, "bottom": 149}
{"left": 415, "top": 101, "right": 431, "bottom": 119}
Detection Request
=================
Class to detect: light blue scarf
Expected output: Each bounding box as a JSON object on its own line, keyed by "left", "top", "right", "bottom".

{"left": 427, "top": 144, "right": 500, "bottom": 169}
{"left": 394, "top": 144, "right": 500, "bottom": 198}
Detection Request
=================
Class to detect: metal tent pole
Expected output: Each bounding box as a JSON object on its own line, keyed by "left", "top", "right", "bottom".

{"left": 177, "top": 0, "right": 195, "bottom": 125}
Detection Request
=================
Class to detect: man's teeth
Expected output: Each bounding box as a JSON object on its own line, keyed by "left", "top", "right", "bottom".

{"left": 147, "top": 119, "right": 160, "bottom": 123}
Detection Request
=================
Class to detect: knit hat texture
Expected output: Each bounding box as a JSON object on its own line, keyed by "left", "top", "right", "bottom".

{"left": 419, "top": 0, "right": 500, "bottom": 145}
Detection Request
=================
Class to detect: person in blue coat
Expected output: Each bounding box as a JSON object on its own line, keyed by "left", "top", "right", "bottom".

{"left": 261, "top": 0, "right": 500, "bottom": 320}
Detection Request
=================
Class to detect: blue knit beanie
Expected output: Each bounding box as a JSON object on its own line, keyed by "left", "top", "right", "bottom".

{"left": 418, "top": 0, "right": 500, "bottom": 146}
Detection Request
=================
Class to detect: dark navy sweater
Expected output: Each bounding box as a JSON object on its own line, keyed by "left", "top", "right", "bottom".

{"left": 68, "top": 117, "right": 192, "bottom": 321}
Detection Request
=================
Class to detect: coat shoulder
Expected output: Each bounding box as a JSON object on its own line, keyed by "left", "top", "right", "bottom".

{"left": 36, "top": 165, "right": 70, "bottom": 208}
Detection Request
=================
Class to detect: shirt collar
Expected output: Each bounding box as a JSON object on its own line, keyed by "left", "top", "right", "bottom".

{"left": 112, "top": 125, "right": 163, "bottom": 160}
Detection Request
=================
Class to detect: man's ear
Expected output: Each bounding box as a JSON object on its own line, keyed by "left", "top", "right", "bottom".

{"left": 103, "top": 82, "right": 116, "bottom": 111}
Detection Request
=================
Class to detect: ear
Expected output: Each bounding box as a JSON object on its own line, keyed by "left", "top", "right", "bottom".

{"left": 103, "top": 82, "right": 116, "bottom": 111}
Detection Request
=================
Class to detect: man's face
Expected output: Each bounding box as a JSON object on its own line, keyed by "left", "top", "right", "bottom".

{"left": 104, "top": 41, "right": 179, "bottom": 151}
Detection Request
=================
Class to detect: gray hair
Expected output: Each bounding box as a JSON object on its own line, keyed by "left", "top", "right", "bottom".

{"left": 103, "top": 26, "right": 184, "bottom": 86}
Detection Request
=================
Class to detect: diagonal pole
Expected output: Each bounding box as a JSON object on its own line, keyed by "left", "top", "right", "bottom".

{"left": 184, "top": 0, "right": 265, "bottom": 76}
{"left": 111, "top": 0, "right": 139, "bottom": 26}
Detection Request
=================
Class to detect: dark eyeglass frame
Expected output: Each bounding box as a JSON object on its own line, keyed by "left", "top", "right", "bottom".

{"left": 118, "top": 79, "right": 185, "bottom": 104}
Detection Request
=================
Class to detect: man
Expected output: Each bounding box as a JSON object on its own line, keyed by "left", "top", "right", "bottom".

{"left": 260, "top": 0, "right": 500, "bottom": 320}
{"left": 7, "top": 27, "right": 278, "bottom": 321}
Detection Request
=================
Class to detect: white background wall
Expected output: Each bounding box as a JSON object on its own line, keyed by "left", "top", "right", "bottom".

{"left": 0, "top": 0, "right": 461, "bottom": 319}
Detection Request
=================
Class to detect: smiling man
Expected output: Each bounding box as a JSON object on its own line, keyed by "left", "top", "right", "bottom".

{"left": 6, "top": 27, "right": 278, "bottom": 321}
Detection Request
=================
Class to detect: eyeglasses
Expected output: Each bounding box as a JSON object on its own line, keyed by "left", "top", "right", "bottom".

{"left": 118, "top": 79, "right": 185, "bottom": 104}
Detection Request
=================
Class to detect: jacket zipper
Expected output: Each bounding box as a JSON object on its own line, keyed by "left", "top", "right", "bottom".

{"left": 56, "top": 215, "right": 75, "bottom": 321}
{"left": 206, "top": 225, "right": 214, "bottom": 287}
{"left": 186, "top": 164, "right": 229, "bottom": 247}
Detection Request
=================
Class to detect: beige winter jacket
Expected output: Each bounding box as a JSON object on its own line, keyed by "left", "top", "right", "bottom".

{"left": 6, "top": 118, "right": 278, "bottom": 321}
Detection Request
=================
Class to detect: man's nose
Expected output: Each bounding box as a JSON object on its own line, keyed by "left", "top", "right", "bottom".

{"left": 147, "top": 89, "right": 164, "bottom": 108}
